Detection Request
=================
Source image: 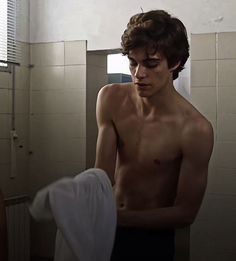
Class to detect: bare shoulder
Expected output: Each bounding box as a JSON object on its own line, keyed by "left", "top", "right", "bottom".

{"left": 98, "top": 83, "right": 132, "bottom": 100}
{"left": 97, "top": 83, "right": 133, "bottom": 110}
{"left": 181, "top": 108, "right": 214, "bottom": 161}
{"left": 184, "top": 111, "right": 213, "bottom": 140}
{"left": 176, "top": 93, "right": 214, "bottom": 141}
{"left": 96, "top": 83, "right": 133, "bottom": 121}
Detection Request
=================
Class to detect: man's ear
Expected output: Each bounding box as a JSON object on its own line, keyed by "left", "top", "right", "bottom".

{"left": 169, "top": 61, "right": 181, "bottom": 72}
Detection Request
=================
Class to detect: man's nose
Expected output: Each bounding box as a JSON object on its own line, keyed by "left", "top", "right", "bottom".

{"left": 134, "top": 65, "right": 147, "bottom": 79}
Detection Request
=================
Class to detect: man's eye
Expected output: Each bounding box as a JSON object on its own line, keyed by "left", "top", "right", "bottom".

{"left": 145, "top": 62, "right": 159, "bottom": 68}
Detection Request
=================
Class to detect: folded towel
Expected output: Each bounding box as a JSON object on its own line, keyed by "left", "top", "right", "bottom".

{"left": 30, "top": 168, "right": 117, "bottom": 261}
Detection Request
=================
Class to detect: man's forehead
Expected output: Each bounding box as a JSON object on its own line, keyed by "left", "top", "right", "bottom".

{"left": 128, "top": 48, "right": 162, "bottom": 59}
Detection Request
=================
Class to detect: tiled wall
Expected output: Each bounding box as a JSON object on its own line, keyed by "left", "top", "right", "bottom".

{"left": 29, "top": 40, "right": 87, "bottom": 258}
{"left": 29, "top": 40, "right": 87, "bottom": 194}
{"left": 86, "top": 52, "right": 108, "bottom": 168}
{"left": 0, "top": 42, "right": 30, "bottom": 198}
{"left": 190, "top": 32, "right": 236, "bottom": 260}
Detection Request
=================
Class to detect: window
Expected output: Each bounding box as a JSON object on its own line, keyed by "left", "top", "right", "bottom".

{"left": 107, "top": 53, "right": 131, "bottom": 75}
{"left": 0, "top": 0, "right": 21, "bottom": 68}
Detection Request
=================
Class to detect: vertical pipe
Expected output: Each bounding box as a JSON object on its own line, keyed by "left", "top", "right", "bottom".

{"left": 10, "top": 64, "right": 18, "bottom": 179}
{"left": 11, "top": 64, "right": 16, "bottom": 130}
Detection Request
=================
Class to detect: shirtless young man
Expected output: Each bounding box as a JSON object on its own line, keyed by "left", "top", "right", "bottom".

{"left": 95, "top": 10, "right": 214, "bottom": 260}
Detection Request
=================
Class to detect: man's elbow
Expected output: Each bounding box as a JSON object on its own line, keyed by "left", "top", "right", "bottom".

{"left": 183, "top": 215, "right": 196, "bottom": 227}
{"left": 177, "top": 207, "right": 198, "bottom": 228}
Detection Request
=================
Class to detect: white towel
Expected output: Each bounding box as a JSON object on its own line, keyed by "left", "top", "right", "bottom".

{"left": 30, "top": 168, "right": 117, "bottom": 261}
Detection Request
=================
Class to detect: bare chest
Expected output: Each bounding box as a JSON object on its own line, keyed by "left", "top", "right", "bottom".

{"left": 115, "top": 114, "right": 182, "bottom": 167}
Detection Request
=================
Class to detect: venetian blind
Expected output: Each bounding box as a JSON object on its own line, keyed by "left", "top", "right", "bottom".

{"left": 0, "top": 0, "right": 21, "bottom": 66}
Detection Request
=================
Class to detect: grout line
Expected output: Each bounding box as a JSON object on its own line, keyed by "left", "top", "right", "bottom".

{"left": 215, "top": 33, "right": 219, "bottom": 142}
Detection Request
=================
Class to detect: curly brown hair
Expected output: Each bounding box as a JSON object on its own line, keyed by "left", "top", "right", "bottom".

{"left": 121, "top": 10, "right": 189, "bottom": 80}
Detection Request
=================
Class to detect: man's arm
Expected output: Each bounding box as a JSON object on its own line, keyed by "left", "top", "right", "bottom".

{"left": 118, "top": 118, "right": 214, "bottom": 229}
{"left": 0, "top": 190, "right": 8, "bottom": 260}
{"left": 95, "top": 85, "right": 118, "bottom": 185}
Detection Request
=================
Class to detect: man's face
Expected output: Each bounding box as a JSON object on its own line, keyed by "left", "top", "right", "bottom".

{"left": 128, "top": 47, "right": 175, "bottom": 97}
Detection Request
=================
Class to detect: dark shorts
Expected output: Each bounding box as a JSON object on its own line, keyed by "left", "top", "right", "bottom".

{"left": 110, "top": 226, "right": 175, "bottom": 261}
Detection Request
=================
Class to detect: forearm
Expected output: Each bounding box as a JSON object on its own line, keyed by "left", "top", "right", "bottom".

{"left": 94, "top": 161, "right": 115, "bottom": 185}
{"left": 117, "top": 205, "right": 194, "bottom": 230}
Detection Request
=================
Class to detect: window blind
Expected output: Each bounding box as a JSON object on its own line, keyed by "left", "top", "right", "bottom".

{"left": 0, "top": 0, "right": 21, "bottom": 66}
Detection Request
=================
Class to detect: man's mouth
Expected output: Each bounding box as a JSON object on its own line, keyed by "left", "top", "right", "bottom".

{"left": 135, "top": 82, "right": 149, "bottom": 88}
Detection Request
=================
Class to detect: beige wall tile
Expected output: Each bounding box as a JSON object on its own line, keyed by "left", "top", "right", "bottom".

{"left": 218, "top": 59, "right": 236, "bottom": 86}
{"left": 66, "top": 138, "right": 86, "bottom": 164}
{"left": 218, "top": 113, "right": 236, "bottom": 142}
{"left": 191, "top": 33, "right": 216, "bottom": 60}
{"left": 218, "top": 87, "right": 236, "bottom": 113}
{"left": 20, "top": 42, "right": 30, "bottom": 66}
{"left": 53, "top": 162, "right": 85, "bottom": 178}
{"left": 30, "top": 42, "right": 64, "bottom": 66}
{"left": 0, "top": 139, "right": 10, "bottom": 164}
{"left": 15, "top": 115, "right": 29, "bottom": 140}
{"left": 0, "top": 72, "right": 10, "bottom": 88}
{"left": 192, "top": 196, "right": 236, "bottom": 255}
{"left": 0, "top": 164, "right": 10, "bottom": 194}
{"left": 29, "top": 160, "right": 84, "bottom": 195}
{"left": 191, "top": 247, "right": 236, "bottom": 261}
{"left": 190, "top": 32, "right": 236, "bottom": 261}
{"left": 196, "top": 194, "right": 236, "bottom": 222}
{"left": 15, "top": 89, "right": 29, "bottom": 114}
{"left": 15, "top": 138, "right": 29, "bottom": 163}
{"left": 65, "top": 65, "right": 86, "bottom": 89}
{"left": 215, "top": 142, "right": 236, "bottom": 168}
{"left": 29, "top": 160, "right": 57, "bottom": 193}
{"left": 86, "top": 59, "right": 108, "bottom": 168}
{"left": 30, "top": 138, "right": 60, "bottom": 162}
{"left": 190, "top": 87, "right": 216, "bottom": 115}
{"left": 210, "top": 218, "right": 236, "bottom": 251}
{"left": 31, "top": 89, "right": 85, "bottom": 114}
{"left": 191, "top": 60, "right": 216, "bottom": 86}
{"left": 0, "top": 115, "right": 10, "bottom": 139}
{"left": 65, "top": 41, "right": 86, "bottom": 65}
{"left": 0, "top": 163, "right": 28, "bottom": 197}
{"left": 15, "top": 66, "right": 29, "bottom": 90}
{"left": 218, "top": 32, "right": 236, "bottom": 59}
{"left": 0, "top": 89, "right": 11, "bottom": 113}
{"left": 87, "top": 66, "right": 107, "bottom": 89}
{"left": 31, "top": 66, "right": 65, "bottom": 90}
{"left": 30, "top": 137, "right": 85, "bottom": 164}
{"left": 191, "top": 220, "right": 212, "bottom": 251}
{"left": 208, "top": 167, "right": 236, "bottom": 195}
{"left": 30, "top": 114, "right": 85, "bottom": 140}
{"left": 87, "top": 52, "right": 107, "bottom": 67}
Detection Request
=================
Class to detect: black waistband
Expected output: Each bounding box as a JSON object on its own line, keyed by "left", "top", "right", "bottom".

{"left": 116, "top": 226, "right": 175, "bottom": 236}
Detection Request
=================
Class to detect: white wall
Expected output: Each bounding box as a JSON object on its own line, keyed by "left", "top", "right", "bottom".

{"left": 30, "top": 0, "right": 236, "bottom": 50}
{"left": 17, "top": 0, "right": 29, "bottom": 42}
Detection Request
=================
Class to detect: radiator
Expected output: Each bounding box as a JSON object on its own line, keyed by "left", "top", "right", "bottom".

{"left": 5, "top": 195, "right": 30, "bottom": 261}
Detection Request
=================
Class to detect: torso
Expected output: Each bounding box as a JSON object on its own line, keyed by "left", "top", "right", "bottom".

{"left": 109, "top": 83, "right": 202, "bottom": 211}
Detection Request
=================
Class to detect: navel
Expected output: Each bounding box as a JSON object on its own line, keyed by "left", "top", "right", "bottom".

{"left": 119, "top": 202, "right": 125, "bottom": 209}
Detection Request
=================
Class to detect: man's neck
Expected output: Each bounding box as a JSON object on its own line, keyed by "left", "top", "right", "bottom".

{"left": 136, "top": 85, "right": 179, "bottom": 117}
